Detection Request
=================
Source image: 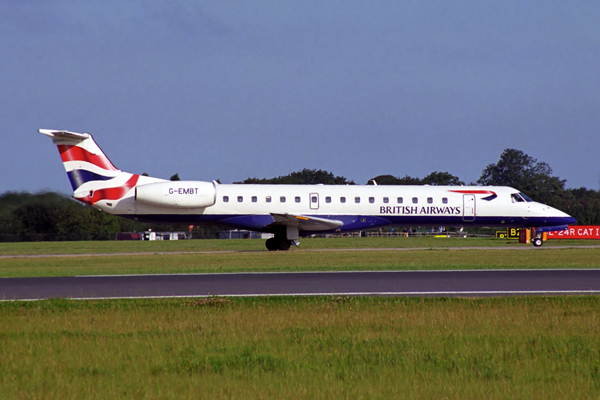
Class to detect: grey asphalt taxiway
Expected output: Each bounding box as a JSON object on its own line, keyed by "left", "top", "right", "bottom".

{"left": 2, "top": 269, "right": 600, "bottom": 300}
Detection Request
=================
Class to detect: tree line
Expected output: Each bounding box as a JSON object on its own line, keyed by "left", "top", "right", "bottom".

{"left": 0, "top": 192, "right": 221, "bottom": 242}
{"left": 1, "top": 148, "right": 598, "bottom": 241}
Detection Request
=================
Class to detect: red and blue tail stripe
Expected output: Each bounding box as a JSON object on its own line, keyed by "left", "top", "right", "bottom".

{"left": 57, "top": 144, "right": 120, "bottom": 190}
{"left": 66, "top": 170, "right": 114, "bottom": 191}
{"left": 41, "top": 129, "right": 141, "bottom": 206}
{"left": 58, "top": 144, "right": 118, "bottom": 171}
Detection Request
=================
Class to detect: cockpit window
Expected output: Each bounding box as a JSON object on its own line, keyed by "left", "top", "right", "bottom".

{"left": 518, "top": 192, "right": 533, "bottom": 202}
{"left": 511, "top": 193, "right": 525, "bottom": 203}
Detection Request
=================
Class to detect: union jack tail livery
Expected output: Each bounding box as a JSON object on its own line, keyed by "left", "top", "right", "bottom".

{"left": 39, "top": 130, "right": 141, "bottom": 206}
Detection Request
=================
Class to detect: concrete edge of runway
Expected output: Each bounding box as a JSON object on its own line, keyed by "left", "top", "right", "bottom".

{"left": 74, "top": 268, "right": 600, "bottom": 278}
{"left": 3, "top": 290, "right": 600, "bottom": 302}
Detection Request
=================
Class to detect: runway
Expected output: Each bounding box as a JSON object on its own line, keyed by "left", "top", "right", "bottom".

{"left": 2, "top": 269, "right": 600, "bottom": 300}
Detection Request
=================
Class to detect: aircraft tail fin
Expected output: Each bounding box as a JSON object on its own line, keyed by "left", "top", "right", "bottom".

{"left": 39, "top": 129, "right": 138, "bottom": 205}
{"left": 39, "top": 129, "right": 123, "bottom": 191}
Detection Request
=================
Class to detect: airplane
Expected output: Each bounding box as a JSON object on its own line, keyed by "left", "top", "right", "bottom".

{"left": 40, "top": 129, "right": 576, "bottom": 250}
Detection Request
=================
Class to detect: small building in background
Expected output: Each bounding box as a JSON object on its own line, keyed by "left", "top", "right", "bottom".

{"left": 116, "top": 231, "right": 190, "bottom": 241}
{"left": 219, "top": 229, "right": 264, "bottom": 239}
{"left": 115, "top": 232, "right": 142, "bottom": 241}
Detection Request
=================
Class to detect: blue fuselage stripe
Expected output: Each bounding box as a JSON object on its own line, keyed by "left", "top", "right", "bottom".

{"left": 118, "top": 214, "right": 577, "bottom": 234}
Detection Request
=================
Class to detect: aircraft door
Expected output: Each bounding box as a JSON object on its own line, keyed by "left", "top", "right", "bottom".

{"left": 309, "top": 193, "right": 319, "bottom": 210}
{"left": 462, "top": 194, "right": 475, "bottom": 222}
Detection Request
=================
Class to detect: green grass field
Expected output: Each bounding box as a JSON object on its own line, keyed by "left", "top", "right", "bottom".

{"left": 1, "top": 238, "right": 600, "bottom": 399}
{"left": 1, "top": 237, "right": 599, "bottom": 278}
{"left": 1, "top": 297, "right": 600, "bottom": 399}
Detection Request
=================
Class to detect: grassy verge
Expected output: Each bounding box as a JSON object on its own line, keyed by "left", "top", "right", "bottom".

{"left": 1, "top": 238, "right": 599, "bottom": 277}
{"left": 0, "top": 247, "right": 598, "bottom": 277}
{"left": 1, "top": 237, "right": 599, "bottom": 256}
{"left": 1, "top": 296, "right": 599, "bottom": 399}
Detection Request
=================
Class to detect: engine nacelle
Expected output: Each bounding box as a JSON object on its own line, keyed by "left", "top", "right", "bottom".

{"left": 135, "top": 181, "right": 216, "bottom": 208}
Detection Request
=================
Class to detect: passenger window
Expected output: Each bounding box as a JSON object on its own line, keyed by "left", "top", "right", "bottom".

{"left": 280, "top": 196, "right": 286, "bottom": 203}
{"left": 369, "top": 197, "right": 375, "bottom": 204}
{"left": 237, "top": 196, "right": 243, "bottom": 203}
{"left": 295, "top": 196, "right": 301, "bottom": 203}
{"left": 355, "top": 197, "right": 360, "bottom": 203}
{"left": 311, "top": 196, "right": 318, "bottom": 203}
{"left": 383, "top": 197, "right": 389, "bottom": 204}
{"left": 223, "top": 196, "right": 229, "bottom": 203}
{"left": 397, "top": 197, "right": 403, "bottom": 204}
{"left": 252, "top": 196, "right": 257, "bottom": 203}
{"left": 340, "top": 197, "right": 346, "bottom": 203}
{"left": 266, "top": 196, "right": 271, "bottom": 203}
{"left": 412, "top": 197, "right": 418, "bottom": 204}
{"left": 325, "top": 196, "right": 331, "bottom": 203}
{"left": 442, "top": 197, "right": 448, "bottom": 204}
{"left": 427, "top": 197, "right": 433, "bottom": 204}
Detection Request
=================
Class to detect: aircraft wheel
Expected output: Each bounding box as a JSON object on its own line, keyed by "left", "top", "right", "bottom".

{"left": 266, "top": 237, "right": 291, "bottom": 251}
{"left": 265, "top": 238, "right": 278, "bottom": 251}
{"left": 278, "top": 238, "right": 291, "bottom": 251}
{"left": 532, "top": 237, "right": 543, "bottom": 247}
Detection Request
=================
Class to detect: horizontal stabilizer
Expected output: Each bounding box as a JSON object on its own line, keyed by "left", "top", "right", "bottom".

{"left": 270, "top": 213, "right": 343, "bottom": 232}
{"left": 39, "top": 129, "right": 90, "bottom": 143}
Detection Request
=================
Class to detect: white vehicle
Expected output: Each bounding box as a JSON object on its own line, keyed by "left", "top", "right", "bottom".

{"left": 40, "top": 129, "right": 576, "bottom": 250}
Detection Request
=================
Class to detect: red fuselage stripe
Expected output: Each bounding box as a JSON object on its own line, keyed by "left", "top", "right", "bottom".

{"left": 448, "top": 190, "right": 496, "bottom": 195}
{"left": 79, "top": 175, "right": 139, "bottom": 205}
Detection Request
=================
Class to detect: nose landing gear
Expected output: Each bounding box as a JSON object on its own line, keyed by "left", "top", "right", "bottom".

{"left": 532, "top": 230, "right": 545, "bottom": 247}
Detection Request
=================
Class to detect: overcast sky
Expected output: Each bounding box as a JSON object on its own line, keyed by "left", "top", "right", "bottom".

{"left": 2, "top": 1, "right": 599, "bottom": 194}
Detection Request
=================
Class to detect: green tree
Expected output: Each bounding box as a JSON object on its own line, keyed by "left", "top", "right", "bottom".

{"left": 170, "top": 173, "right": 181, "bottom": 181}
{"left": 12, "top": 203, "right": 59, "bottom": 234}
{"left": 367, "top": 175, "right": 417, "bottom": 185}
{"left": 0, "top": 190, "right": 209, "bottom": 241}
{"left": 0, "top": 191, "right": 72, "bottom": 214}
{"left": 477, "top": 148, "right": 566, "bottom": 204}
{"left": 0, "top": 191, "right": 78, "bottom": 240}
{"left": 563, "top": 187, "right": 600, "bottom": 225}
{"left": 422, "top": 171, "right": 464, "bottom": 186}
{"left": 368, "top": 172, "right": 462, "bottom": 186}
{"left": 238, "top": 169, "right": 354, "bottom": 185}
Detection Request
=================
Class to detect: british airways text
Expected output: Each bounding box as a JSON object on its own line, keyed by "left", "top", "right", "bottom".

{"left": 379, "top": 206, "right": 461, "bottom": 215}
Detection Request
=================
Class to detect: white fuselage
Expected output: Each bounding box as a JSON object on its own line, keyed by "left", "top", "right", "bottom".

{"left": 97, "top": 177, "right": 575, "bottom": 235}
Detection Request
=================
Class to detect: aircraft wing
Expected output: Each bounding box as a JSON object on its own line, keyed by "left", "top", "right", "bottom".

{"left": 269, "top": 213, "right": 343, "bottom": 232}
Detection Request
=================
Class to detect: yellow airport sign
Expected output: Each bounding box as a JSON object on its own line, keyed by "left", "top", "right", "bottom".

{"left": 496, "top": 228, "right": 520, "bottom": 239}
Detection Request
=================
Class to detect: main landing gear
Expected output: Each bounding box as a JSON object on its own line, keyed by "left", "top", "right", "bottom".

{"left": 265, "top": 236, "right": 292, "bottom": 251}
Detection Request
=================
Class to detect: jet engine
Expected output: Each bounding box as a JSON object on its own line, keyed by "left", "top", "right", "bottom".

{"left": 135, "top": 181, "right": 216, "bottom": 208}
